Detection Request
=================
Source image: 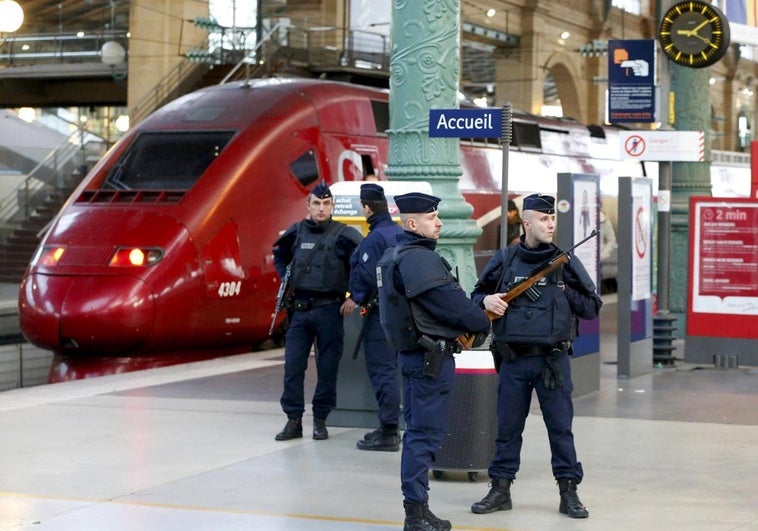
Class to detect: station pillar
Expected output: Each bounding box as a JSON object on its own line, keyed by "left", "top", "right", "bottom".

{"left": 669, "top": 64, "right": 712, "bottom": 336}
{"left": 386, "top": 0, "right": 481, "bottom": 291}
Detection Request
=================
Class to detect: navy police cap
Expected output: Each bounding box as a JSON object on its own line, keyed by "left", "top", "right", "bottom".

{"left": 394, "top": 192, "right": 441, "bottom": 214}
{"left": 522, "top": 193, "right": 555, "bottom": 214}
{"left": 311, "top": 181, "right": 332, "bottom": 199}
{"left": 360, "top": 183, "right": 385, "bottom": 202}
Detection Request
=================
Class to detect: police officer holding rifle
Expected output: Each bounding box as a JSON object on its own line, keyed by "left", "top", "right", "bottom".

{"left": 470, "top": 193, "right": 602, "bottom": 520}
{"left": 377, "top": 192, "right": 490, "bottom": 531}
{"left": 271, "top": 182, "right": 362, "bottom": 442}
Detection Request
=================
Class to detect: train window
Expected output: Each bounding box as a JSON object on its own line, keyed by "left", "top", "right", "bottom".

{"left": 512, "top": 121, "right": 542, "bottom": 150}
{"left": 371, "top": 100, "right": 389, "bottom": 134}
{"left": 290, "top": 150, "right": 320, "bottom": 188}
{"left": 102, "top": 131, "right": 234, "bottom": 191}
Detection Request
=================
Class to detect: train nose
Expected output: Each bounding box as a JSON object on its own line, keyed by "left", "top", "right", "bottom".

{"left": 20, "top": 274, "right": 155, "bottom": 354}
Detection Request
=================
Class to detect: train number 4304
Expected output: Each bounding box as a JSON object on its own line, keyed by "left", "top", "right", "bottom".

{"left": 217, "top": 281, "right": 242, "bottom": 297}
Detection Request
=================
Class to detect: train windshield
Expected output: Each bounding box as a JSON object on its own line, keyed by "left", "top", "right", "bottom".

{"left": 102, "top": 131, "right": 235, "bottom": 191}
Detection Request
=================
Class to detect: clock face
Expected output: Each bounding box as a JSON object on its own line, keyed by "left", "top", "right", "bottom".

{"left": 658, "top": 1, "right": 730, "bottom": 68}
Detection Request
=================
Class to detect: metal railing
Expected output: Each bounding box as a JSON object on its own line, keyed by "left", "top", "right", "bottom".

{"left": 0, "top": 30, "right": 129, "bottom": 66}
{"left": 131, "top": 23, "right": 391, "bottom": 124}
{"left": 128, "top": 36, "right": 212, "bottom": 126}
{"left": 0, "top": 117, "right": 107, "bottom": 237}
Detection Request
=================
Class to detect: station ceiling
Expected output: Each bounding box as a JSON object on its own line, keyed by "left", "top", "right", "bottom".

{"left": 20, "top": 0, "right": 130, "bottom": 34}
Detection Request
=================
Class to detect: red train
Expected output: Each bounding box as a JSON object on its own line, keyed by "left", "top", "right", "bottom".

{"left": 17, "top": 78, "right": 748, "bottom": 381}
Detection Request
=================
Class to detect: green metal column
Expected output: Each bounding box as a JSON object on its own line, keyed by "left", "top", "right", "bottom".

{"left": 669, "top": 64, "right": 712, "bottom": 336}
{"left": 386, "top": 0, "right": 481, "bottom": 291}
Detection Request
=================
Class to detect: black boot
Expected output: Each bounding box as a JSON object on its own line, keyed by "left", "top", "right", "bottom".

{"left": 557, "top": 478, "right": 589, "bottom": 518}
{"left": 363, "top": 422, "right": 398, "bottom": 440}
{"left": 312, "top": 418, "right": 329, "bottom": 440}
{"left": 274, "top": 418, "right": 302, "bottom": 441}
{"left": 403, "top": 501, "right": 447, "bottom": 531}
{"left": 356, "top": 427, "right": 400, "bottom": 451}
{"left": 471, "top": 478, "right": 513, "bottom": 514}
{"left": 422, "top": 503, "right": 451, "bottom": 531}
{"left": 362, "top": 428, "right": 382, "bottom": 441}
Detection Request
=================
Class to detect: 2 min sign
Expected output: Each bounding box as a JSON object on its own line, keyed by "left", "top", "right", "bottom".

{"left": 429, "top": 108, "right": 502, "bottom": 138}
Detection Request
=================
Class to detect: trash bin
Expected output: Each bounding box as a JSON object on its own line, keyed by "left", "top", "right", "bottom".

{"left": 433, "top": 349, "right": 498, "bottom": 481}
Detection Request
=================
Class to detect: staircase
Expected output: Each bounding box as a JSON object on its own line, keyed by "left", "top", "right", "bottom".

{"left": 0, "top": 120, "right": 106, "bottom": 284}
{"left": 0, "top": 184, "right": 81, "bottom": 283}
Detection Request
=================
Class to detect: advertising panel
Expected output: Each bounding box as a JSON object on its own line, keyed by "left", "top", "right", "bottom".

{"left": 688, "top": 198, "right": 758, "bottom": 339}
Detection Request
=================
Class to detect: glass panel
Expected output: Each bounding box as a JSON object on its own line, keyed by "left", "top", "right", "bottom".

{"left": 102, "top": 131, "right": 235, "bottom": 190}
{"left": 290, "top": 150, "right": 320, "bottom": 188}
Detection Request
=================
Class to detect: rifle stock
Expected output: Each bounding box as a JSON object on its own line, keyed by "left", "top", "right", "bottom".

{"left": 458, "top": 230, "right": 598, "bottom": 349}
{"left": 269, "top": 265, "right": 291, "bottom": 336}
{"left": 351, "top": 296, "right": 376, "bottom": 359}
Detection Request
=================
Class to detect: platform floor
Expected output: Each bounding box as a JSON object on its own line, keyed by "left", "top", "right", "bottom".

{"left": 1, "top": 298, "right": 757, "bottom": 531}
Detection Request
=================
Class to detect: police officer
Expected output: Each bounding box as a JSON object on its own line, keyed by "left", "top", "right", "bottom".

{"left": 272, "top": 181, "right": 363, "bottom": 441}
{"left": 349, "top": 183, "right": 404, "bottom": 451}
{"left": 469, "top": 193, "right": 602, "bottom": 519}
{"left": 377, "top": 192, "right": 490, "bottom": 531}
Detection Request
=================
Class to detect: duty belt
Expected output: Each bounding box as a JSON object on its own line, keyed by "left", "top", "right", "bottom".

{"left": 410, "top": 335, "right": 462, "bottom": 357}
{"left": 439, "top": 339, "right": 462, "bottom": 357}
{"left": 293, "top": 297, "right": 343, "bottom": 311}
{"left": 506, "top": 341, "right": 571, "bottom": 357}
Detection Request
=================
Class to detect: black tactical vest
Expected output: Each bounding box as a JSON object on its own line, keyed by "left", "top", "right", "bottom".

{"left": 290, "top": 221, "right": 349, "bottom": 293}
{"left": 377, "top": 246, "right": 419, "bottom": 351}
{"left": 377, "top": 245, "right": 462, "bottom": 351}
{"left": 492, "top": 247, "right": 575, "bottom": 345}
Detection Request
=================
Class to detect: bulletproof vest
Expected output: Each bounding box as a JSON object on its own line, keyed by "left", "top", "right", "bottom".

{"left": 290, "top": 221, "right": 349, "bottom": 293}
{"left": 492, "top": 247, "right": 575, "bottom": 345}
{"left": 377, "top": 246, "right": 419, "bottom": 351}
{"left": 377, "top": 245, "right": 463, "bottom": 351}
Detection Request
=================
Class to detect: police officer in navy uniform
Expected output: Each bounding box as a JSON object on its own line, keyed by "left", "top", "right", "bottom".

{"left": 272, "top": 181, "right": 363, "bottom": 441}
{"left": 349, "top": 183, "right": 404, "bottom": 451}
{"left": 469, "top": 193, "right": 602, "bottom": 519}
{"left": 377, "top": 192, "right": 490, "bottom": 531}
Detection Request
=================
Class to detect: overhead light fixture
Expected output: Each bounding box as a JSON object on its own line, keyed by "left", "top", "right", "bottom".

{"left": 101, "top": 0, "right": 126, "bottom": 67}
{"left": 18, "top": 107, "right": 36, "bottom": 123}
{"left": 0, "top": 0, "right": 24, "bottom": 34}
{"left": 101, "top": 40, "right": 126, "bottom": 65}
{"left": 115, "top": 114, "right": 130, "bottom": 132}
{"left": 486, "top": 8, "right": 496, "bottom": 18}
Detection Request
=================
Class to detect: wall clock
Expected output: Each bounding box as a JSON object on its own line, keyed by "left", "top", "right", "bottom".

{"left": 658, "top": 1, "right": 730, "bottom": 68}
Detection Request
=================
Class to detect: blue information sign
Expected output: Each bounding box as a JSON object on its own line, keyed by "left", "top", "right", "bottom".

{"left": 429, "top": 108, "right": 502, "bottom": 138}
{"left": 608, "top": 39, "right": 656, "bottom": 124}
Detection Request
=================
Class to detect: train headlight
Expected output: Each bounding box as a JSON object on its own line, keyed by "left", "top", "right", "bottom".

{"left": 31, "top": 246, "right": 66, "bottom": 266}
{"left": 109, "top": 247, "right": 164, "bottom": 267}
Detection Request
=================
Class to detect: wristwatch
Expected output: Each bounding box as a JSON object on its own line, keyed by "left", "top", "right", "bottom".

{"left": 658, "top": 0, "right": 730, "bottom": 68}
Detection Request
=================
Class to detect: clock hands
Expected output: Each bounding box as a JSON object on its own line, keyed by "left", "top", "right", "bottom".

{"left": 676, "top": 19, "right": 711, "bottom": 38}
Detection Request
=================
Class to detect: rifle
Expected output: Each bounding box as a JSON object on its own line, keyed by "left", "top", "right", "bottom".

{"left": 350, "top": 292, "right": 377, "bottom": 359}
{"left": 458, "top": 230, "right": 597, "bottom": 349}
{"left": 269, "top": 265, "right": 291, "bottom": 336}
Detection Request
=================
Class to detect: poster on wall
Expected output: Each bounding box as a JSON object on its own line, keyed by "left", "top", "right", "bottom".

{"left": 571, "top": 177, "right": 599, "bottom": 284}
{"left": 631, "top": 179, "right": 652, "bottom": 301}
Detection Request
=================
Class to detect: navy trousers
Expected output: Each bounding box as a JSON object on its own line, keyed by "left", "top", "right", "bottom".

{"left": 280, "top": 302, "right": 344, "bottom": 421}
{"left": 488, "top": 349, "right": 584, "bottom": 482}
{"left": 363, "top": 311, "right": 400, "bottom": 428}
{"left": 399, "top": 350, "right": 455, "bottom": 503}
